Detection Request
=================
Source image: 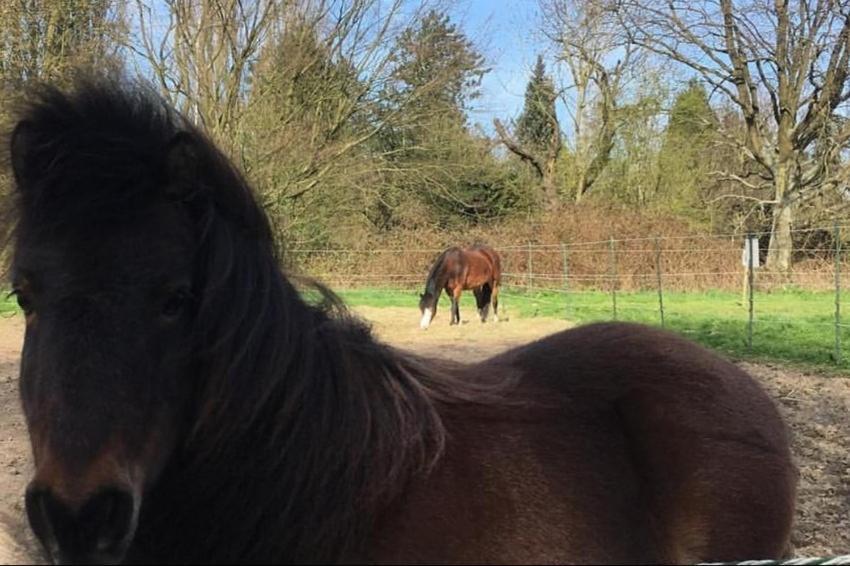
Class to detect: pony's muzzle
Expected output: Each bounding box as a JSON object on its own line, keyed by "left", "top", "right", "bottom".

{"left": 25, "top": 483, "right": 137, "bottom": 565}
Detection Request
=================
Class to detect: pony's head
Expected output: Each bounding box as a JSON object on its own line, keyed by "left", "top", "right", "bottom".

{"left": 418, "top": 292, "right": 436, "bottom": 329}
{"left": 5, "top": 79, "right": 273, "bottom": 564}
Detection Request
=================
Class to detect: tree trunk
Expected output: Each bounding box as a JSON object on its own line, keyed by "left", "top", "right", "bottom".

{"left": 543, "top": 162, "right": 560, "bottom": 211}
{"left": 767, "top": 202, "right": 793, "bottom": 274}
{"left": 575, "top": 172, "right": 587, "bottom": 203}
{"left": 766, "top": 164, "right": 794, "bottom": 274}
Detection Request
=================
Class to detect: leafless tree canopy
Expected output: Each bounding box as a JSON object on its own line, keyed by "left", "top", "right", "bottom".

{"left": 0, "top": 0, "right": 848, "bottom": 263}
{"left": 616, "top": 0, "right": 850, "bottom": 271}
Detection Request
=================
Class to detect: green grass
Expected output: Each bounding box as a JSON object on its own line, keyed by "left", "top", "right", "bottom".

{"left": 2, "top": 285, "right": 846, "bottom": 373}
{"left": 336, "top": 286, "right": 850, "bottom": 373}
{"left": 0, "top": 292, "right": 16, "bottom": 317}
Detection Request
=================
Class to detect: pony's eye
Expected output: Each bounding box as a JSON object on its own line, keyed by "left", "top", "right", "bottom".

{"left": 162, "top": 289, "right": 192, "bottom": 318}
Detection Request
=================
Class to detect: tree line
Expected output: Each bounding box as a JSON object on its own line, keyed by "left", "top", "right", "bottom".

{"left": 1, "top": 0, "right": 849, "bottom": 273}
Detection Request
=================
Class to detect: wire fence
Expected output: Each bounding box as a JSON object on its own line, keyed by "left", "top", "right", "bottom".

{"left": 289, "top": 224, "right": 849, "bottom": 369}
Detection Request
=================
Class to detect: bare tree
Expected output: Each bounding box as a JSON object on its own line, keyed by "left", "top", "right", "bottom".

{"left": 493, "top": 109, "right": 562, "bottom": 211}
{"left": 618, "top": 0, "right": 850, "bottom": 273}
{"left": 130, "top": 0, "right": 279, "bottom": 149}
{"left": 541, "top": 0, "right": 636, "bottom": 203}
{"left": 241, "top": 0, "right": 445, "bottom": 207}
{"left": 0, "top": 0, "right": 124, "bottom": 99}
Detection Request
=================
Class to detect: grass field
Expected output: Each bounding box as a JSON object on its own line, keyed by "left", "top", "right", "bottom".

{"left": 2, "top": 287, "right": 847, "bottom": 372}
{"left": 0, "top": 294, "right": 15, "bottom": 318}
{"left": 336, "top": 286, "right": 850, "bottom": 373}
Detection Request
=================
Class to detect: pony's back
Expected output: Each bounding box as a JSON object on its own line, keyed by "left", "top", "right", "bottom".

{"left": 372, "top": 322, "right": 796, "bottom": 564}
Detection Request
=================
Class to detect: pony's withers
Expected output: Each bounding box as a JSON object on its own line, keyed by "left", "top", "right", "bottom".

{"left": 6, "top": 78, "right": 796, "bottom": 564}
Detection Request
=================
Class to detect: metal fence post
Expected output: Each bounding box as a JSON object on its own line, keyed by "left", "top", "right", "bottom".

{"left": 561, "top": 242, "right": 570, "bottom": 319}
{"left": 747, "top": 233, "right": 755, "bottom": 354}
{"left": 527, "top": 242, "right": 533, "bottom": 294}
{"left": 609, "top": 237, "right": 618, "bottom": 321}
{"left": 561, "top": 242, "right": 569, "bottom": 292}
{"left": 835, "top": 222, "right": 842, "bottom": 365}
{"left": 654, "top": 237, "right": 665, "bottom": 328}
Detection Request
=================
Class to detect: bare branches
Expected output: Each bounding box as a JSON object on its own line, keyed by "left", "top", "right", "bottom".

{"left": 0, "top": 0, "right": 124, "bottom": 89}
{"left": 493, "top": 119, "right": 545, "bottom": 178}
{"left": 618, "top": 0, "right": 850, "bottom": 271}
{"left": 538, "top": 0, "right": 628, "bottom": 202}
{"left": 130, "top": 0, "right": 278, "bottom": 145}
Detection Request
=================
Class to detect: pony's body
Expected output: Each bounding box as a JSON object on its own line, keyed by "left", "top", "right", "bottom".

{"left": 419, "top": 245, "right": 501, "bottom": 328}
{"left": 372, "top": 324, "right": 795, "bottom": 563}
{"left": 5, "top": 80, "right": 796, "bottom": 565}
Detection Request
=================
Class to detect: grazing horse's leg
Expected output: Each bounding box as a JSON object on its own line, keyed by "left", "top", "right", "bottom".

{"left": 450, "top": 285, "right": 462, "bottom": 325}
{"left": 491, "top": 280, "right": 500, "bottom": 322}
{"left": 473, "top": 288, "right": 488, "bottom": 322}
{"left": 480, "top": 284, "right": 492, "bottom": 322}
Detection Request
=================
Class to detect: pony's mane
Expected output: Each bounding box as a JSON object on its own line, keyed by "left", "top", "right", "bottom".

{"left": 5, "top": 77, "right": 514, "bottom": 561}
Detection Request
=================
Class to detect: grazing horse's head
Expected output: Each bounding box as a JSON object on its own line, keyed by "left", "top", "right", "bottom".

{"left": 5, "top": 81, "right": 247, "bottom": 564}
{"left": 418, "top": 292, "right": 436, "bottom": 329}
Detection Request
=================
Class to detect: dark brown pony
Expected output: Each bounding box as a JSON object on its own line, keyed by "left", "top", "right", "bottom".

{"left": 4, "top": 79, "right": 796, "bottom": 565}
{"left": 418, "top": 245, "right": 501, "bottom": 329}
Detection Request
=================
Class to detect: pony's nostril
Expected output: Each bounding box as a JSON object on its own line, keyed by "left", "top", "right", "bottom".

{"left": 25, "top": 485, "right": 136, "bottom": 563}
{"left": 79, "top": 488, "right": 135, "bottom": 549}
{"left": 25, "top": 485, "right": 58, "bottom": 554}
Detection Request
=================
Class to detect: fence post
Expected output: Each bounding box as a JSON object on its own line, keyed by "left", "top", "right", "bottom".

{"left": 527, "top": 242, "right": 533, "bottom": 294}
{"left": 561, "top": 242, "right": 569, "bottom": 292}
{"left": 835, "top": 222, "right": 842, "bottom": 365}
{"left": 561, "top": 241, "right": 570, "bottom": 319}
{"left": 747, "top": 233, "right": 755, "bottom": 354}
{"left": 609, "top": 237, "right": 618, "bottom": 321}
{"left": 654, "top": 237, "right": 665, "bottom": 328}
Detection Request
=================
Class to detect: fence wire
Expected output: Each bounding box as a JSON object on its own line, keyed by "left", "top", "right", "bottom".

{"left": 291, "top": 230, "right": 848, "bottom": 369}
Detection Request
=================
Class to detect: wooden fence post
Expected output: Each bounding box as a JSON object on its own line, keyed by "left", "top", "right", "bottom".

{"left": 747, "top": 233, "right": 755, "bottom": 354}
{"left": 654, "top": 237, "right": 665, "bottom": 328}
{"left": 835, "top": 222, "right": 842, "bottom": 365}
{"left": 609, "top": 237, "right": 618, "bottom": 320}
{"left": 562, "top": 242, "right": 569, "bottom": 319}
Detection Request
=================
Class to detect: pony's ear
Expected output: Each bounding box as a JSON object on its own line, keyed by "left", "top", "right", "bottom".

{"left": 9, "top": 120, "right": 40, "bottom": 189}
{"left": 164, "top": 131, "right": 203, "bottom": 200}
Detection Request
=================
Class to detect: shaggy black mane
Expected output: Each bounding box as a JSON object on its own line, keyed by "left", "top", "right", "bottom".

{"left": 5, "top": 77, "right": 510, "bottom": 562}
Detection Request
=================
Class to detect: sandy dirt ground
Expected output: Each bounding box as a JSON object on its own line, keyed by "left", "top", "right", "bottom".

{"left": 0, "top": 307, "right": 848, "bottom": 562}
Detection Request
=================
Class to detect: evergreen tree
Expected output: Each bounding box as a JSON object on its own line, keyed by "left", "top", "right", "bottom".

{"left": 657, "top": 79, "right": 718, "bottom": 214}
{"left": 663, "top": 79, "right": 716, "bottom": 148}
{"left": 373, "top": 10, "right": 514, "bottom": 223}
{"left": 385, "top": 10, "right": 487, "bottom": 131}
{"left": 516, "top": 55, "right": 557, "bottom": 152}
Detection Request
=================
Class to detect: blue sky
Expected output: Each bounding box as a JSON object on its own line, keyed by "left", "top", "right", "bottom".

{"left": 447, "top": 1, "right": 549, "bottom": 131}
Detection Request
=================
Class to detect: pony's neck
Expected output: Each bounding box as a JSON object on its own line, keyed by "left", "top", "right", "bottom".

{"left": 139, "top": 250, "right": 449, "bottom": 562}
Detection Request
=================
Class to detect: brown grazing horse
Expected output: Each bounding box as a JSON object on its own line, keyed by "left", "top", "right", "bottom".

{"left": 4, "top": 79, "right": 796, "bottom": 564}
{"left": 419, "top": 245, "right": 501, "bottom": 329}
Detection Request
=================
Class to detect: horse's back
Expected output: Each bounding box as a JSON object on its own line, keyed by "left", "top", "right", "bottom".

{"left": 459, "top": 246, "right": 499, "bottom": 288}
{"left": 469, "top": 244, "right": 499, "bottom": 262}
{"left": 375, "top": 322, "right": 796, "bottom": 564}
{"left": 483, "top": 322, "right": 796, "bottom": 562}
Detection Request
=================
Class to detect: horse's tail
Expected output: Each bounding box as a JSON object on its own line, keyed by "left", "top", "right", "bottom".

{"left": 479, "top": 282, "right": 492, "bottom": 306}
